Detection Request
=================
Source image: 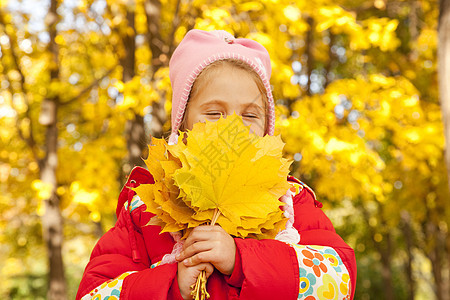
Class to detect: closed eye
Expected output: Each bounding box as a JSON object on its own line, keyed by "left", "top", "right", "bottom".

{"left": 242, "top": 114, "right": 259, "bottom": 119}
{"left": 204, "top": 112, "right": 224, "bottom": 120}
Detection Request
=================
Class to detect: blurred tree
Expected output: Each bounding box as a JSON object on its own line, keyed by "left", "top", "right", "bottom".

{"left": 0, "top": 0, "right": 120, "bottom": 298}
{"left": 0, "top": 0, "right": 68, "bottom": 297}
{"left": 439, "top": 0, "right": 450, "bottom": 196}
{"left": 277, "top": 0, "right": 447, "bottom": 299}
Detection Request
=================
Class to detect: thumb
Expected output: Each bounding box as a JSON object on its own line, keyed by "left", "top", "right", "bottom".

{"left": 201, "top": 262, "right": 214, "bottom": 279}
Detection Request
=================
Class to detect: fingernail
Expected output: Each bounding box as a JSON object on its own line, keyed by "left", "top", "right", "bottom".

{"left": 183, "top": 259, "right": 189, "bottom": 265}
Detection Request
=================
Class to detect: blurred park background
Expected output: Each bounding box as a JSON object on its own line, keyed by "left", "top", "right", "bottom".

{"left": 1, "top": 0, "right": 450, "bottom": 299}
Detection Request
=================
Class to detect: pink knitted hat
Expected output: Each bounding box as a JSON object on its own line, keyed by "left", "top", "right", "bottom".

{"left": 168, "top": 29, "right": 275, "bottom": 144}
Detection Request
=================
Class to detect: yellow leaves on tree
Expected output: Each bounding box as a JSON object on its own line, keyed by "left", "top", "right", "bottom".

{"left": 134, "top": 114, "right": 291, "bottom": 239}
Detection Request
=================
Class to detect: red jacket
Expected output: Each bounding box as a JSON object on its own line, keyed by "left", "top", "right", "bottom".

{"left": 77, "top": 167, "right": 356, "bottom": 299}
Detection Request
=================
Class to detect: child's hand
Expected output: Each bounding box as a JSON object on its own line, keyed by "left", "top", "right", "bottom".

{"left": 176, "top": 225, "right": 236, "bottom": 275}
{"left": 177, "top": 261, "right": 214, "bottom": 300}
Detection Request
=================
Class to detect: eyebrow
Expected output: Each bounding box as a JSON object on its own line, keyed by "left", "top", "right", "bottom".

{"left": 199, "top": 100, "right": 264, "bottom": 113}
{"left": 199, "top": 100, "right": 229, "bottom": 109}
{"left": 242, "top": 102, "right": 264, "bottom": 114}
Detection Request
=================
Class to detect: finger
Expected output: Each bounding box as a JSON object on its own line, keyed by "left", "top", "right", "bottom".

{"left": 188, "top": 225, "right": 223, "bottom": 237}
{"left": 191, "top": 225, "right": 222, "bottom": 232}
{"left": 176, "top": 241, "right": 214, "bottom": 262}
{"left": 195, "top": 262, "right": 214, "bottom": 278}
{"left": 204, "top": 262, "right": 214, "bottom": 278}
{"left": 183, "top": 228, "right": 221, "bottom": 250}
{"left": 182, "top": 250, "right": 215, "bottom": 267}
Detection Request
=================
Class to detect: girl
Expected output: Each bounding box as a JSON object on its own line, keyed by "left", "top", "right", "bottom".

{"left": 76, "top": 29, "right": 357, "bottom": 300}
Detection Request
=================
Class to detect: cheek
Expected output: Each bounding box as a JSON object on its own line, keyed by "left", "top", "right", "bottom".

{"left": 185, "top": 111, "right": 207, "bottom": 130}
{"left": 185, "top": 107, "right": 196, "bottom": 130}
{"left": 244, "top": 119, "right": 265, "bottom": 137}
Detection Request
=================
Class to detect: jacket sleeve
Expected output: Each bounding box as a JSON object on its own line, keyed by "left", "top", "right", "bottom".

{"left": 76, "top": 167, "right": 184, "bottom": 300}
{"left": 293, "top": 183, "right": 357, "bottom": 299}
{"left": 225, "top": 181, "right": 357, "bottom": 300}
{"left": 76, "top": 203, "right": 184, "bottom": 300}
{"left": 225, "top": 238, "right": 299, "bottom": 299}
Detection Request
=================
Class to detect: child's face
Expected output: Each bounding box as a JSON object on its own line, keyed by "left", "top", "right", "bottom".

{"left": 184, "top": 64, "right": 266, "bottom": 136}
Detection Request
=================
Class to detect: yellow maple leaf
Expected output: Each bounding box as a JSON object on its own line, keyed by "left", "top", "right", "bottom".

{"left": 136, "top": 138, "right": 193, "bottom": 232}
{"left": 134, "top": 183, "right": 185, "bottom": 233}
{"left": 171, "top": 114, "right": 292, "bottom": 237}
{"left": 143, "top": 138, "right": 168, "bottom": 182}
{"left": 135, "top": 114, "right": 292, "bottom": 240}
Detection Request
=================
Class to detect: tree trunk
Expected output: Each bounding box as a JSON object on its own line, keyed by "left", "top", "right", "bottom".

{"left": 145, "top": 0, "right": 168, "bottom": 138}
{"left": 146, "top": 0, "right": 163, "bottom": 70}
{"left": 439, "top": 0, "right": 450, "bottom": 194}
{"left": 41, "top": 0, "right": 67, "bottom": 298}
{"left": 121, "top": 2, "right": 147, "bottom": 173}
{"left": 325, "top": 30, "right": 335, "bottom": 88}
{"left": 429, "top": 226, "right": 444, "bottom": 300}
{"left": 305, "top": 16, "right": 314, "bottom": 96}
{"left": 437, "top": 2, "right": 450, "bottom": 294}
{"left": 401, "top": 211, "right": 415, "bottom": 299}
{"left": 447, "top": 234, "right": 450, "bottom": 300}
{"left": 361, "top": 201, "right": 395, "bottom": 300}
{"left": 40, "top": 106, "right": 66, "bottom": 300}
{"left": 422, "top": 216, "right": 448, "bottom": 300}
{"left": 379, "top": 233, "right": 395, "bottom": 300}
{"left": 125, "top": 113, "right": 147, "bottom": 168}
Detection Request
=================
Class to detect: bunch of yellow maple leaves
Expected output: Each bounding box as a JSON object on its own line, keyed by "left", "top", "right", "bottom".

{"left": 134, "top": 114, "right": 292, "bottom": 299}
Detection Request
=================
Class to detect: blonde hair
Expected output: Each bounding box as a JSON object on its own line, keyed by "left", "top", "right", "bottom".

{"left": 178, "top": 59, "right": 269, "bottom": 132}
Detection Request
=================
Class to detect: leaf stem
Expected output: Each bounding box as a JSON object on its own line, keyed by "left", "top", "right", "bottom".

{"left": 192, "top": 208, "right": 221, "bottom": 300}
{"left": 211, "top": 208, "right": 221, "bottom": 226}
